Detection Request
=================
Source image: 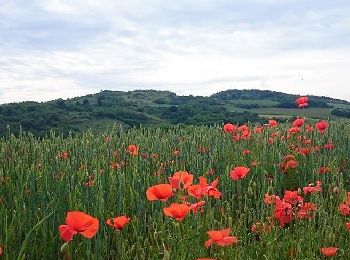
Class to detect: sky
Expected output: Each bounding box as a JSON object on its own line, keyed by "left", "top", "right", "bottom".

{"left": 0, "top": 0, "right": 350, "bottom": 104}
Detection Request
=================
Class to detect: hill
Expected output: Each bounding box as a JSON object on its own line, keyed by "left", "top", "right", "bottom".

{"left": 0, "top": 89, "right": 349, "bottom": 137}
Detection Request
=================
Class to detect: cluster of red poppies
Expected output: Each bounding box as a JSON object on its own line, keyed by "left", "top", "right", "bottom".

{"left": 59, "top": 211, "right": 130, "bottom": 242}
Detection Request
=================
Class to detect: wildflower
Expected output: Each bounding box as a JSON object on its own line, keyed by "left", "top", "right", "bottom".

{"left": 168, "top": 171, "right": 193, "bottom": 189}
{"left": 303, "top": 181, "right": 322, "bottom": 194}
{"left": 189, "top": 201, "right": 206, "bottom": 213}
{"left": 163, "top": 203, "right": 190, "bottom": 221}
{"left": 188, "top": 177, "right": 221, "bottom": 199}
{"left": 283, "top": 190, "right": 303, "bottom": 205}
{"left": 292, "top": 118, "right": 305, "bottom": 128}
{"left": 320, "top": 247, "right": 338, "bottom": 257}
{"left": 316, "top": 121, "right": 329, "bottom": 133}
{"left": 338, "top": 203, "right": 350, "bottom": 216}
{"left": 204, "top": 228, "right": 238, "bottom": 248}
{"left": 296, "top": 203, "right": 317, "bottom": 219}
{"left": 106, "top": 216, "right": 130, "bottom": 230}
{"left": 268, "top": 120, "right": 278, "bottom": 128}
{"left": 229, "top": 167, "right": 250, "bottom": 181}
{"left": 223, "top": 123, "right": 236, "bottom": 133}
{"left": 59, "top": 211, "right": 99, "bottom": 242}
{"left": 146, "top": 184, "right": 174, "bottom": 201}
{"left": 242, "top": 149, "right": 250, "bottom": 155}
{"left": 263, "top": 193, "right": 280, "bottom": 205}
{"left": 345, "top": 223, "right": 350, "bottom": 231}
{"left": 274, "top": 198, "right": 293, "bottom": 226}
{"left": 126, "top": 144, "right": 139, "bottom": 156}
{"left": 296, "top": 96, "right": 308, "bottom": 108}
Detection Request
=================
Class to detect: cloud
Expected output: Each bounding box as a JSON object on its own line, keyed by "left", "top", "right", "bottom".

{"left": 0, "top": 0, "right": 350, "bottom": 104}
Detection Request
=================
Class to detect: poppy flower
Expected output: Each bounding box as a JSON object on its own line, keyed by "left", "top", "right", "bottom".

{"left": 316, "top": 121, "right": 329, "bottom": 133}
{"left": 229, "top": 167, "right": 250, "bottom": 181}
{"left": 264, "top": 193, "right": 280, "bottom": 205}
{"left": 242, "top": 149, "right": 250, "bottom": 155}
{"left": 320, "top": 247, "right": 338, "bottom": 257}
{"left": 58, "top": 151, "right": 69, "bottom": 160}
{"left": 163, "top": 203, "right": 190, "bottom": 221}
{"left": 296, "top": 96, "right": 308, "bottom": 108}
{"left": 106, "top": 216, "right": 130, "bottom": 230}
{"left": 204, "top": 228, "right": 238, "bottom": 248}
{"left": 126, "top": 144, "right": 139, "bottom": 156}
{"left": 274, "top": 199, "right": 293, "bottom": 226}
{"left": 268, "top": 120, "right": 278, "bottom": 128}
{"left": 223, "top": 123, "right": 236, "bottom": 133}
{"left": 187, "top": 177, "right": 222, "bottom": 199}
{"left": 189, "top": 200, "right": 206, "bottom": 213}
{"left": 346, "top": 222, "right": 350, "bottom": 231}
{"left": 168, "top": 171, "right": 193, "bottom": 189}
{"left": 0, "top": 245, "right": 3, "bottom": 256}
{"left": 338, "top": 203, "right": 350, "bottom": 216}
{"left": 59, "top": 211, "right": 99, "bottom": 242}
{"left": 283, "top": 190, "right": 303, "bottom": 205}
{"left": 296, "top": 203, "right": 317, "bottom": 219}
{"left": 146, "top": 184, "right": 174, "bottom": 201}
{"left": 288, "top": 126, "right": 300, "bottom": 134}
{"left": 303, "top": 181, "right": 322, "bottom": 194}
{"left": 323, "top": 143, "right": 334, "bottom": 150}
{"left": 292, "top": 118, "right": 305, "bottom": 128}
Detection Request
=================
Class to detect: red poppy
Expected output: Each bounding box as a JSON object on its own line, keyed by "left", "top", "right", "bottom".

{"left": 0, "top": 245, "right": 3, "bottom": 256}
{"left": 323, "top": 143, "right": 335, "bottom": 150}
{"left": 187, "top": 177, "right": 222, "bottom": 199}
{"left": 163, "top": 203, "right": 190, "bottom": 221}
{"left": 292, "top": 118, "right": 305, "bottom": 128}
{"left": 316, "top": 121, "right": 329, "bottom": 133}
{"left": 274, "top": 198, "right": 293, "bottom": 226}
{"left": 229, "top": 167, "right": 250, "bottom": 181}
{"left": 59, "top": 211, "right": 99, "bottom": 242}
{"left": 319, "top": 166, "right": 331, "bottom": 174}
{"left": 303, "top": 181, "right": 322, "bottom": 194}
{"left": 268, "top": 120, "right": 278, "bottom": 128}
{"left": 106, "top": 216, "right": 130, "bottom": 230}
{"left": 126, "top": 144, "right": 139, "bottom": 156}
{"left": 296, "top": 203, "right": 317, "bottom": 219}
{"left": 320, "top": 247, "right": 338, "bottom": 257}
{"left": 58, "top": 151, "right": 69, "bottom": 160}
{"left": 283, "top": 190, "right": 303, "bottom": 205}
{"left": 146, "top": 184, "right": 174, "bottom": 201}
{"left": 338, "top": 203, "right": 350, "bottom": 216}
{"left": 346, "top": 222, "right": 350, "bottom": 231}
{"left": 288, "top": 126, "right": 300, "bottom": 134}
{"left": 223, "top": 123, "right": 236, "bottom": 133}
{"left": 264, "top": 193, "right": 280, "bottom": 205}
{"left": 296, "top": 96, "right": 308, "bottom": 108}
{"left": 204, "top": 228, "right": 238, "bottom": 248}
{"left": 168, "top": 171, "right": 193, "bottom": 189}
{"left": 254, "top": 126, "right": 264, "bottom": 133}
{"left": 242, "top": 149, "right": 250, "bottom": 155}
{"left": 189, "top": 200, "right": 206, "bottom": 213}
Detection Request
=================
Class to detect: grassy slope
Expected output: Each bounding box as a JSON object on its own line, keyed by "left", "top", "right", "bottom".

{"left": 0, "top": 89, "right": 350, "bottom": 137}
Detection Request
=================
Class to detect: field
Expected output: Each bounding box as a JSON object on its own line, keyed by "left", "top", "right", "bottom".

{"left": 1, "top": 118, "right": 350, "bottom": 259}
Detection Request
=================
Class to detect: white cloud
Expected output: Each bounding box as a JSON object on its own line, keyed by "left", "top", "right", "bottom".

{"left": 0, "top": 0, "right": 350, "bottom": 103}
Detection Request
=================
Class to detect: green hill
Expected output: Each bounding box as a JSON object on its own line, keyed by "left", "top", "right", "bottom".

{"left": 0, "top": 89, "right": 349, "bottom": 137}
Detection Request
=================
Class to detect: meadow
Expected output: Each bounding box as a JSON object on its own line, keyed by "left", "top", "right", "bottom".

{"left": 0, "top": 113, "right": 350, "bottom": 259}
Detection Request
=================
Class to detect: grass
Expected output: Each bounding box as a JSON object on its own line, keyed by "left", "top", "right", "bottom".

{"left": 0, "top": 120, "right": 350, "bottom": 259}
{"left": 252, "top": 107, "right": 333, "bottom": 119}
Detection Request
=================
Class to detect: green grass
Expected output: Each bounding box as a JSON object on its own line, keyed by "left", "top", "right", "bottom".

{"left": 252, "top": 107, "right": 333, "bottom": 119}
{"left": 0, "top": 121, "right": 350, "bottom": 259}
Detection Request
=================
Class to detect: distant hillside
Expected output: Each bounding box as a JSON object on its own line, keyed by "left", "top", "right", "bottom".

{"left": 0, "top": 89, "right": 349, "bottom": 137}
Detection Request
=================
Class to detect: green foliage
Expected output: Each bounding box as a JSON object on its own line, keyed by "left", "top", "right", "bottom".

{"left": 0, "top": 89, "right": 349, "bottom": 137}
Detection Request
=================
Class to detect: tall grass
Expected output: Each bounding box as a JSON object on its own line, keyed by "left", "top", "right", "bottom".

{"left": 0, "top": 122, "right": 349, "bottom": 259}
